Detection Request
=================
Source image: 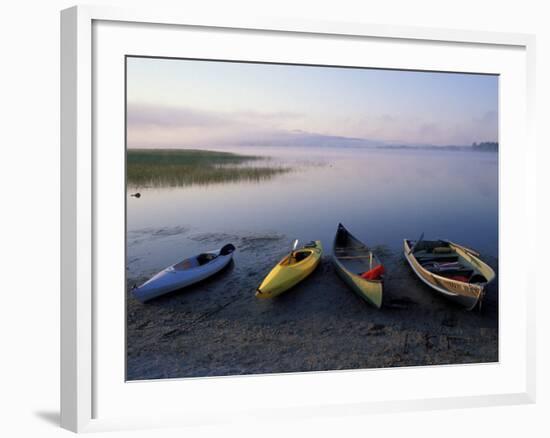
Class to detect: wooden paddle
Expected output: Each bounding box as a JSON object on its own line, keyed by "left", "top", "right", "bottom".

{"left": 408, "top": 232, "right": 424, "bottom": 255}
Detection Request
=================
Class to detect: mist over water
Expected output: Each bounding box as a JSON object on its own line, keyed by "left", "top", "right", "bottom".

{"left": 127, "top": 146, "right": 498, "bottom": 278}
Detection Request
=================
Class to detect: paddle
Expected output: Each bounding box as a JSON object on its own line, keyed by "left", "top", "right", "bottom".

{"left": 408, "top": 232, "right": 424, "bottom": 255}
{"left": 290, "top": 239, "right": 299, "bottom": 261}
{"left": 444, "top": 240, "right": 480, "bottom": 257}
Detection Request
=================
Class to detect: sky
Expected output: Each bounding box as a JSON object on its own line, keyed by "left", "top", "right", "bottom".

{"left": 126, "top": 56, "right": 498, "bottom": 149}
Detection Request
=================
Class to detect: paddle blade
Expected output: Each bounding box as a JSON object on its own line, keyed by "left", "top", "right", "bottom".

{"left": 408, "top": 232, "right": 424, "bottom": 254}
{"left": 292, "top": 239, "right": 299, "bottom": 251}
{"left": 418, "top": 232, "right": 424, "bottom": 244}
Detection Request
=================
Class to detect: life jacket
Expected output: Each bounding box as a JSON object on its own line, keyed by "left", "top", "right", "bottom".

{"left": 361, "top": 264, "right": 385, "bottom": 280}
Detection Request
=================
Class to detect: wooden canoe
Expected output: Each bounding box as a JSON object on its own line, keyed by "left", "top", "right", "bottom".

{"left": 331, "top": 223, "right": 383, "bottom": 308}
{"left": 403, "top": 238, "right": 495, "bottom": 310}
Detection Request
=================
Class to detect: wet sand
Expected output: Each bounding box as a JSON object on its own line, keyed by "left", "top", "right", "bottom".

{"left": 126, "top": 229, "right": 498, "bottom": 380}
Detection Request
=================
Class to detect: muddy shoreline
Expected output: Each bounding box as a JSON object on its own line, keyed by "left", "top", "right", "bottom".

{"left": 126, "top": 229, "right": 498, "bottom": 380}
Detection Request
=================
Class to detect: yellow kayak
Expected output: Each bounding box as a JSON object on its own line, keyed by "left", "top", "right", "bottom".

{"left": 256, "top": 240, "right": 323, "bottom": 298}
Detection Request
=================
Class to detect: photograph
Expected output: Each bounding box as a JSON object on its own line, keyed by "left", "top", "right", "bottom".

{"left": 125, "top": 56, "right": 499, "bottom": 381}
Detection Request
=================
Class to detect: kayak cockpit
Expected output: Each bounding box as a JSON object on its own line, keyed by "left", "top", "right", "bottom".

{"left": 172, "top": 254, "right": 216, "bottom": 271}
{"left": 280, "top": 241, "right": 319, "bottom": 266}
{"left": 171, "top": 251, "right": 222, "bottom": 271}
{"left": 170, "top": 244, "right": 236, "bottom": 271}
{"left": 280, "top": 250, "right": 313, "bottom": 266}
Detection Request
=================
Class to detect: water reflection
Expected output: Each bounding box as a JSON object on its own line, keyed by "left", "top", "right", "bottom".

{"left": 127, "top": 146, "right": 498, "bottom": 279}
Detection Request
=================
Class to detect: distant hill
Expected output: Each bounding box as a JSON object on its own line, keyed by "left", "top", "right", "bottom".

{"left": 376, "top": 144, "right": 468, "bottom": 151}
{"left": 231, "top": 129, "right": 499, "bottom": 152}
{"left": 235, "top": 130, "right": 384, "bottom": 148}
{"left": 472, "top": 141, "right": 498, "bottom": 152}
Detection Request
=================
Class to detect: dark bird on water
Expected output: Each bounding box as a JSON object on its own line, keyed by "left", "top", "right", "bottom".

{"left": 130, "top": 192, "right": 141, "bottom": 198}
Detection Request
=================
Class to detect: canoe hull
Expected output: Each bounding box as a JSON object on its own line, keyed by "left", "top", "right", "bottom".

{"left": 132, "top": 249, "right": 234, "bottom": 302}
{"left": 332, "top": 258, "right": 383, "bottom": 308}
{"left": 256, "top": 241, "right": 322, "bottom": 298}
{"left": 331, "top": 224, "right": 383, "bottom": 308}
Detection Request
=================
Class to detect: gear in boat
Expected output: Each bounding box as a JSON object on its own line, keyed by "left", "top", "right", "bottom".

{"left": 411, "top": 240, "right": 487, "bottom": 284}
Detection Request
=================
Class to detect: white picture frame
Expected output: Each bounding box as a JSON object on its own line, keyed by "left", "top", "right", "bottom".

{"left": 60, "top": 5, "right": 536, "bottom": 433}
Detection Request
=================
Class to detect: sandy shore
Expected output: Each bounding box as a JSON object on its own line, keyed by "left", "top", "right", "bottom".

{"left": 126, "top": 230, "right": 498, "bottom": 380}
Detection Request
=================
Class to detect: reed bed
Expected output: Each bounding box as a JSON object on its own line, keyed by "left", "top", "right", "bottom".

{"left": 127, "top": 149, "right": 289, "bottom": 187}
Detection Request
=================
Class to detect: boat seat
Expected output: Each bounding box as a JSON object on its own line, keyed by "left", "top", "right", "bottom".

{"left": 438, "top": 269, "right": 474, "bottom": 279}
{"left": 173, "top": 257, "right": 199, "bottom": 270}
{"left": 335, "top": 247, "right": 368, "bottom": 252}
{"left": 424, "top": 264, "right": 474, "bottom": 275}
{"left": 197, "top": 253, "right": 216, "bottom": 265}
{"left": 293, "top": 251, "right": 311, "bottom": 262}
{"left": 422, "top": 260, "right": 473, "bottom": 278}
{"left": 416, "top": 253, "right": 459, "bottom": 263}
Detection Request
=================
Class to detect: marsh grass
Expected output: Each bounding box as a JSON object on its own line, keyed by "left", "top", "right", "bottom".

{"left": 127, "top": 149, "right": 290, "bottom": 188}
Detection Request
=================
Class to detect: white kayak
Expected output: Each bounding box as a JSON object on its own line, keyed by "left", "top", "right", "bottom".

{"left": 132, "top": 243, "right": 236, "bottom": 302}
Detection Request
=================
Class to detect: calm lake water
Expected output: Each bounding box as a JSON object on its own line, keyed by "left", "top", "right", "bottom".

{"left": 126, "top": 146, "right": 498, "bottom": 280}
